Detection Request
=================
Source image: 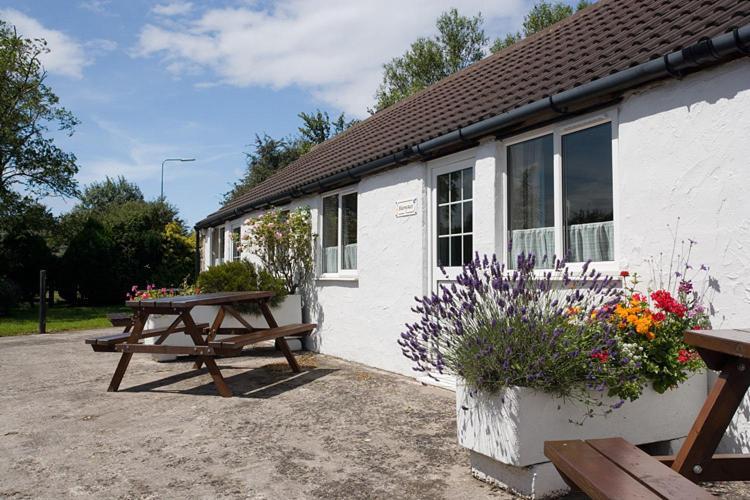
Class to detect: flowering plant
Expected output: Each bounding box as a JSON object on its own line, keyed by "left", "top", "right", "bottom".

{"left": 126, "top": 284, "right": 185, "bottom": 301}
{"left": 400, "top": 241, "right": 714, "bottom": 412}
{"left": 613, "top": 238, "right": 712, "bottom": 393}
{"left": 399, "top": 253, "right": 645, "bottom": 410}
{"left": 241, "top": 207, "right": 313, "bottom": 294}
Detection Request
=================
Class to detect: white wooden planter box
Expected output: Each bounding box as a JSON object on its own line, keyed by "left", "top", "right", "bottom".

{"left": 144, "top": 294, "right": 303, "bottom": 361}
{"left": 456, "top": 373, "right": 707, "bottom": 498}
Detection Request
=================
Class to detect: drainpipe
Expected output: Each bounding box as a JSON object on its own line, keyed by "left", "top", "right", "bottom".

{"left": 195, "top": 24, "right": 750, "bottom": 229}
{"left": 194, "top": 228, "right": 201, "bottom": 279}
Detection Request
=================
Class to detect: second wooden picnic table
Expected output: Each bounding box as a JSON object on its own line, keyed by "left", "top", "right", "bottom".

{"left": 86, "top": 291, "right": 316, "bottom": 397}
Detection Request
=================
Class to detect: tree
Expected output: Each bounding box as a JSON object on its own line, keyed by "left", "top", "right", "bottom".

{"left": 0, "top": 20, "right": 79, "bottom": 200}
{"left": 224, "top": 109, "right": 355, "bottom": 203}
{"left": 373, "top": 8, "right": 487, "bottom": 112}
{"left": 491, "top": 1, "right": 592, "bottom": 53}
{"left": 79, "top": 176, "right": 144, "bottom": 210}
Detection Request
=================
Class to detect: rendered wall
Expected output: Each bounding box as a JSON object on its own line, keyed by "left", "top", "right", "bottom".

{"left": 617, "top": 59, "right": 750, "bottom": 452}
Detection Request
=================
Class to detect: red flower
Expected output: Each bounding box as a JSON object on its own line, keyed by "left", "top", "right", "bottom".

{"left": 651, "top": 290, "right": 687, "bottom": 318}
{"left": 620, "top": 270, "right": 630, "bottom": 277}
{"left": 677, "top": 349, "right": 698, "bottom": 364}
{"left": 591, "top": 351, "right": 609, "bottom": 363}
{"left": 652, "top": 311, "right": 666, "bottom": 322}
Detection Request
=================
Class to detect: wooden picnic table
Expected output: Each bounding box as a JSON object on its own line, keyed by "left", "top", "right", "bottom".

{"left": 545, "top": 328, "right": 750, "bottom": 499}
{"left": 86, "top": 291, "right": 316, "bottom": 397}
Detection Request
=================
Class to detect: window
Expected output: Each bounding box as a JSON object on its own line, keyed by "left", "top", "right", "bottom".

{"left": 506, "top": 121, "right": 614, "bottom": 267}
{"left": 322, "top": 191, "right": 358, "bottom": 275}
{"left": 232, "top": 227, "right": 241, "bottom": 261}
{"left": 508, "top": 135, "right": 554, "bottom": 267}
{"left": 210, "top": 227, "right": 224, "bottom": 266}
{"left": 436, "top": 167, "right": 473, "bottom": 267}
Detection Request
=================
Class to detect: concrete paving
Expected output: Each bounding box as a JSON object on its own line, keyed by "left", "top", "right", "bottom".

{"left": 1, "top": 329, "right": 747, "bottom": 499}
{"left": 0, "top": 328, "right": 508, "bottom": 500}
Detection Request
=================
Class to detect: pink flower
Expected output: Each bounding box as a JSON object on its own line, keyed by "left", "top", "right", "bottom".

{"left": 275, "top": 231, "right": 283, "bottom": 240}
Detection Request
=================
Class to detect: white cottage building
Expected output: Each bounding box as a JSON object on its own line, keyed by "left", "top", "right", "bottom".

{"left": 196, "top": 0, "right": 750, "bottom": 397}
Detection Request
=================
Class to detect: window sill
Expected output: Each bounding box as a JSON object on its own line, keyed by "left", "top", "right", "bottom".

{"left": 316, "top": 274, "right": 359, "bottom": 282}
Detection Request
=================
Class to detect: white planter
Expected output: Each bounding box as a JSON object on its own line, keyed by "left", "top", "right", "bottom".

{"left": 456, "top": 373, "right": 707, "bottom": 498}
{"left": 144, "top": 294, "right": 303, "bottom": 361}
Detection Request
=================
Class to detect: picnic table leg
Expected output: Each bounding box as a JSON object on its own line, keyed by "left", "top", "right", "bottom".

{"left": 181, "top": 311, "right": 233, "bottom": 397}
{"left": 259, "top": 300, "right": 301, "bottom": 373}
{"left": 672, "top": 355, "right": 750, "bottom": 482}
{"left": 107, "top": 311, "right": 147, "bottom": 392}
{"left": 194, "top": 306, "right": 226, "bottom": 370}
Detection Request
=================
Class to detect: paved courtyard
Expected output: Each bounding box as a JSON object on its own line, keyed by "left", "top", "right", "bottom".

{"left": 1, "top": 329, "right": 748, "bottom": 499}
{"left": 0, "top": 328, "right": 508, "bottom": 500}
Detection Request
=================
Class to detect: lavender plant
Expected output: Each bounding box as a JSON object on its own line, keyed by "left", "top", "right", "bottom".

{"left": 399, "top": 253, "right": 645, "bottom": 407}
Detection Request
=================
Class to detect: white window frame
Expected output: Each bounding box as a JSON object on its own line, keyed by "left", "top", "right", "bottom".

{"left": 427, "top": 150, "right": 476, "bottom": 289}
{"left": 229, "top": 224, "right": 242, "bottom": 262}
{"left": 318, "top": 187, "right": 359, "bottom": 280}
{"left": 500, "top": 109, "right": 619, "bottom": 274}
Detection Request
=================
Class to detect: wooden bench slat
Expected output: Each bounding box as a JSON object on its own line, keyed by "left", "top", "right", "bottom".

{"left": 115, "top": 344, "right": 216, "bottom": 355}
{"left": 587, "top": 438, "right": 714, "bottom": 500}
{"left": 209, "top": 323, "right": 316, "bottom": 349}
{"left": 544, "top": 440, "right": 663, "bottom": 500}
{"left": 85, "top": 323, "right": 210, "bottom": 351}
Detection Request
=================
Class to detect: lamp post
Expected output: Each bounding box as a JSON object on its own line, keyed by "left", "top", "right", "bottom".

{"left": 160, "top": 157, "right": 195, "bottom": 199}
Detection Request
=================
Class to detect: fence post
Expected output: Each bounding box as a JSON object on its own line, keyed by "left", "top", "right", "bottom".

{"left": 38, "top": 269, "right": 47, "bottom": 334}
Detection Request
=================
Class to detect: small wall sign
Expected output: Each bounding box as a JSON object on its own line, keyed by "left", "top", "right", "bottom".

{"left": 395, "top": 198, "right": 418, "bottom": 218}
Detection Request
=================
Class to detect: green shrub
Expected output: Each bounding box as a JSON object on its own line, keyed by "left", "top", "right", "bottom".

{"left": 196, "top": 260, "right": 287, "bottom": 312}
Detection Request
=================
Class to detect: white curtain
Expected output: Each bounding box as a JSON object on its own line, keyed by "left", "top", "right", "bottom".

{"left": 568, "top": 221, "right": 613, "bottom": 263}
{"left": 510, "top": 221, "right": 613, "bottom": 265}
{"left": 323, "top": 244, "right": 357, "bottom": 273}
{"left": 343, "top": 243, "right": 357, "bottom": 270}
{"left": 323, "top": 246, "right": 338, "bottom": 273}
{"left": 510, "top": 226, "right": 555, "bottom": 266}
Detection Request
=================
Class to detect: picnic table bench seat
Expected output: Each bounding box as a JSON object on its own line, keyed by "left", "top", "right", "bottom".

{"left": 544, "top": 438, "right": 713, "bottom": 500}
{"left": 545, "top": 328, "right": 750, "bottom": 499}
{"left": 209, "top": 323, "right": 316, "bottom": 350}
{"left": 85, "top": 323, "right": 209, "bottom": 352}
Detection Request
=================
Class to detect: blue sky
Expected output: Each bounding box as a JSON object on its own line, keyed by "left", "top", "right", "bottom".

{"left": 0, "top": 0, "right": 561, "bottom": 226}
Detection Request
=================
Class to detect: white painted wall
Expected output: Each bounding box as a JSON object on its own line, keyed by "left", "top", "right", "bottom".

{"left": 616, "top": 58, "right": 750, "bottom": 452}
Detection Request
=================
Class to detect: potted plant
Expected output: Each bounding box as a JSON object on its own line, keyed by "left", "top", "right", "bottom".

{"left": 399, "top": 246, "right": 712, "bottom": 498}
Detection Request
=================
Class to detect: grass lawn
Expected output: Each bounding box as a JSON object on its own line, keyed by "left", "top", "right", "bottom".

{"left": 0, "top": 305, "right": 129, "bottom": 337}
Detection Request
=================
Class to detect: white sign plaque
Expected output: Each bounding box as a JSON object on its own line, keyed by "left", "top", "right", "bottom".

{"left": 395, "top": 198, "right": 418, "bottom": 218}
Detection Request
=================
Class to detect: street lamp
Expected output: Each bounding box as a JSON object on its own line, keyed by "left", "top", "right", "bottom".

{"left": 160, "top": 157, "right": 195, "bottom": 199}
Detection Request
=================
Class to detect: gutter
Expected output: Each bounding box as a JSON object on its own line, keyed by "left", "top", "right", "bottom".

{"left": 195, "top": 25, "right": 750, "bottom": 230}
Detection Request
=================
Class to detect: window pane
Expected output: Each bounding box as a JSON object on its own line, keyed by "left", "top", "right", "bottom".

{"left": 322, "top": 195, "right": 339, "bottom": 273}
{"left": 437, "top": 206, "right": 449, "bottom": 235}
{"left": 563, "top": 123, "right": 613, "bottom": 262}
{"left": 463, "top": 235, "right": 473, "bottom": 265}
{"left": 462, "top": 168, "right": 473, "bottom": 199}
{"left": 449, "top": 171, "right": 462, "bottom": 202}
{"left": 341, "top": 193, "right": 357, "bottom": 270}
{"left": 450, "top": 236, "right": 462, "bottom": 267}
{"left": 508, "top": 134, "right": 554, "bottom": 267}
{"left": 232, "top": 227, "right": 241, "bottom": 261}
{"left": 437, "top": 173, "right": 450, "bottom": 204}
{"left": 450, "top": 203, "right": 462, "bottom": 234}
{"left": 437, "top": 237, "right": 449, "bottom": 267}
{"left": 218, "top": 228, "right": 225, "bottom": 262}
{"left": 463, "top": 201, "right": 472, "bottom": 233}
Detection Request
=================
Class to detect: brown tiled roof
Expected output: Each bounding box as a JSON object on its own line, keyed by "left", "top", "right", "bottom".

{"left": 202, "top": 0, "right": 750, "bottom": 226}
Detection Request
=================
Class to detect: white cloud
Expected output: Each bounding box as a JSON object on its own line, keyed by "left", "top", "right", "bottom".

{"left": 152, "top": 2, "right": 194, "bottom": 17}
{"left": 79, "top": 0, "right": 112, "bottom": 14}
{"left": 0, "top": 8, "right": 90, "bottom": 78}
{"left": 135, "top": 0, "right": 527, "bottom": 116}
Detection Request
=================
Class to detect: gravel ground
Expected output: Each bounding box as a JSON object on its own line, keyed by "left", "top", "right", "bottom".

{"left": 0, "top": 329, "right": 747, "bottom": 499}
